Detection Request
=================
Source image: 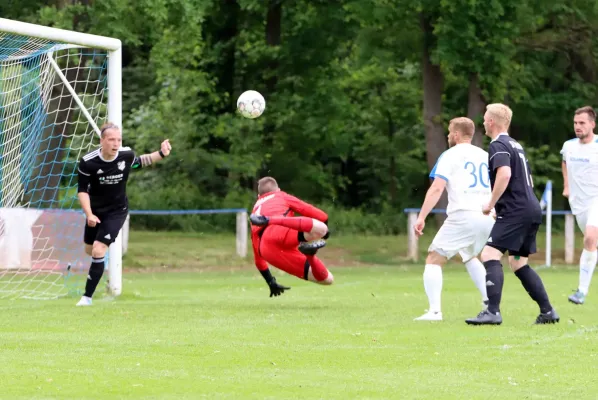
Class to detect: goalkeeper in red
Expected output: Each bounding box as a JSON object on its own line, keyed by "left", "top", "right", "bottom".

{"left": 249, "top": 177, "right": 333, "bottom": 297}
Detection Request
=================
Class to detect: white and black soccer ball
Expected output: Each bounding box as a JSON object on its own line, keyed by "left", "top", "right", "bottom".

{"left": 237, "top": 90, "right": 266, "bottom": 119}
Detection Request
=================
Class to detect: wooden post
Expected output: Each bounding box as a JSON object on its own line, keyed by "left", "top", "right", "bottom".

{"left": 408, "top": 212, "right": 418, "bottom": 261}
{"left": 236, "top": 211, "right": 248, "bottom": 258}
{"left": 565, "top": 213, "right": 575, "bottom": 264}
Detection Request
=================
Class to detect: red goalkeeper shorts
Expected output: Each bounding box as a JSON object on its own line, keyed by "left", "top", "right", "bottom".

{"left": 259, "top": 225, "right": 309, "bottom": 280}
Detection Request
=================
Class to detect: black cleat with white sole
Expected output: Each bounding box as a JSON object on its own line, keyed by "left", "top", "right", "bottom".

{"left": 465, "top": 309, "right": 503, "bottom": 325}
{"left": 298, "top": 239, "right": 327, "bottom": 256}
{"left": 249, "top": 214, "right": 269, "bottom": 226}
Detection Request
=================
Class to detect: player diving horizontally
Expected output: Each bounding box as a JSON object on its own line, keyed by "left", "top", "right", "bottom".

{"left": 413, "top": 117, "right": 494, "bottom": 321}
{"left": 249, "top": 177, "right": 333, "bottom": 297}
{"left": 76, "top": 123, "right": 171, "bottom": 306}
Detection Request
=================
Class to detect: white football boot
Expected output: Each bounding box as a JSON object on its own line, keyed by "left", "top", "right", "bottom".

{"left": 414, "top": 311, "right": 443, "bottom": 321}
{"left": 76, "top": 296, "right": 93, "bottom": 306}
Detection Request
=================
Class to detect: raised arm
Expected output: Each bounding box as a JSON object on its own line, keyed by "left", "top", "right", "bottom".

{"left": 131, "top": 140, "right": 172, "bottom": 169}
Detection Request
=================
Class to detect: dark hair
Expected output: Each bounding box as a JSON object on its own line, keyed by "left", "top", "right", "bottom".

{"left": 575, "top": 106, "right": 596, "bottom": 121}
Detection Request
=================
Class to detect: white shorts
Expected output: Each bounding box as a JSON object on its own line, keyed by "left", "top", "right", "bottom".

{"left": 428, "top": 211, "right": 495, "bottom": 262}
{"left": 575, "top": 202, "right": 598, "bottom": 233}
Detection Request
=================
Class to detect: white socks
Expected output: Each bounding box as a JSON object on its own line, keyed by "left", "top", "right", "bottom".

{"left": 465, "top": 258, "right": 488, "bottom": 302}
{"left": 423, "top": 259, "right": 488, "bottom": 313}
{"left": 579, "top": 249, "right": 597, "bottom": 295}
{"left": 423, "top": 264, "right": 443, "bottom": 312}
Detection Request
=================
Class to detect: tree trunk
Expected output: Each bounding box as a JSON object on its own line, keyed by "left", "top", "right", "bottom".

{"left": 421, "top": 13, "right": 447, "bottom": 225}
{"left": 467, "top": 74, "right": 486, "bottom": 148}
{"left": 386, "top": 110, "right": 397, "bottom": 204}
{"left": 265, "top": 0, "right": 281, "bottom": 94}
{"left": 258, "top": 0, "right": 282, "bottom": 180}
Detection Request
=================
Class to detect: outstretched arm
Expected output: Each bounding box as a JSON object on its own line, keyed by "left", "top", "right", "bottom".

{"left": 132, "top": 140, "right": 172, "bottom": 169}
{"left": 285, "top": 195, "right": 328, "bottom": 222}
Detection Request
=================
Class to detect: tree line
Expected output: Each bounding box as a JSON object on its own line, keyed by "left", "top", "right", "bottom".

{"left": 3, "top": 0, "right": 597, "bottom": 233}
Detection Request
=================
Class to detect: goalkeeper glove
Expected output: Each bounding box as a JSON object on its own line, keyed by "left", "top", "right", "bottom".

{"left": 260, "top": 268, "right": 290, "bottom": 297}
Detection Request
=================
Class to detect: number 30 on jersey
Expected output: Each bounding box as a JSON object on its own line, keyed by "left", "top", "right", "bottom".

{"left": 464, "top": 162, "right": 490, "bottom": 188}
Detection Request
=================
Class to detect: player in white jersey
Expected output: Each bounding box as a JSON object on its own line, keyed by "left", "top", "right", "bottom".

{"left": 413, "top": 117, "right": 495, "bottom": 321}
{"left": 561, "top": 106, "right": 598, "bottom": 305}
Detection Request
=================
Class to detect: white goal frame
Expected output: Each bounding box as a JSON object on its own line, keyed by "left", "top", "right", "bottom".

{"left": 0, "top": 18, "right": 124, "bottom": 296}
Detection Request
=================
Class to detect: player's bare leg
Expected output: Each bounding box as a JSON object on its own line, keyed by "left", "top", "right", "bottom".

{"left": 569, "top": 225, "right": 598, "bottom": 304}
{"left": 301, "top": 219, "right": 328, "bottom": 241}
{"left": 250, "top": 214, "right": 329, "bottom": 249}
{"left": 414, "top": 251, "right": 445, "bottom": 321}
{"left": 509, "top": 255, "right": 559, "bottom": 324}
{"left": 77, "top": 241, "right": 108, "bottom": 307}
{"left": 306, "top": 257, "right": 334, "bottom": 285}
{"left": 298, "top": 220, "right": 328, "bottom": 255}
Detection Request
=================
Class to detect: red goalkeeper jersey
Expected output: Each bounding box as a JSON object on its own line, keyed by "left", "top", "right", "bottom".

{"left": 250, "top": 190, "right": 328, "bottom": 270}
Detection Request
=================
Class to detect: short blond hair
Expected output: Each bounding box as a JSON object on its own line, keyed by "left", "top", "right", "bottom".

{"left": 449, "top": 117, "right": 475, "bottom": 138}
{"left": 258, "top": 177, "right": 278, "bottom": 195}
{"left": 575, "top": 106, "right": 596, "bottom": 121}
{"left": 486, "top": 103, "right": 513, "bottom": 129}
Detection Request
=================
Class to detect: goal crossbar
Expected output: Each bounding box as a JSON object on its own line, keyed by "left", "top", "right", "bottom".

{"left": 0, "top": 18, "right": 121, "bottom": 51}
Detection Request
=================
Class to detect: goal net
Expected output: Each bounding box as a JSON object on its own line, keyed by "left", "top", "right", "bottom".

{"left": 0, "top": 18, "right": 122, "bottom": 299}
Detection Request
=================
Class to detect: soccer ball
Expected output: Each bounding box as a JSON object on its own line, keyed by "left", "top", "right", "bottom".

{"left": 237, "top": 90, "right": 266, "bottom": 119}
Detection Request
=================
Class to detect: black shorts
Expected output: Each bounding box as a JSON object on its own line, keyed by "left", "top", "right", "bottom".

{"left": 83, "top": 211, "right": 128, "bottom": 246}
{"left": 486, "top": 218, "right": 540, "bottom": 257}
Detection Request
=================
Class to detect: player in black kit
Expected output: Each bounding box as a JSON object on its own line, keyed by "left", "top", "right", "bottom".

{"left": 76, "top": 123, "right": 171, "bottom": 306}
{"left": 465, "top": 104, "right": 559, "bottom": 325}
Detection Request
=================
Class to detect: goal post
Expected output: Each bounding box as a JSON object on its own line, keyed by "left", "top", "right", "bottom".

{"left": 0, "top": 18, "right": 123, "bottom": 298}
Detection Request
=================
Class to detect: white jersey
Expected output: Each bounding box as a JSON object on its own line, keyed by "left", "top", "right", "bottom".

{"left": 561, "top": 135, "right": 598, "bottom": 215}
{"left": 429, "top": 143, "right": 491, "bottom": 215}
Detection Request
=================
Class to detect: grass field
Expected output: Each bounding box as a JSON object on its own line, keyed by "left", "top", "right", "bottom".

{"left": 1, "top": 231, "right": 596, "bottom": 399}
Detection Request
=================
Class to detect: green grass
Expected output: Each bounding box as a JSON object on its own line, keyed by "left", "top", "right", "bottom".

{"left": 0, "top": 232, "right": 595, "bottom": 399}
{"left": 124, "top": 229, "right": 586, "bottom": 269}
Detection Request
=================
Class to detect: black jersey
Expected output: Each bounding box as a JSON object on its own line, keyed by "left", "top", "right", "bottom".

{"left": 488, "top": 134, "right": 542, "bottom": 221}
{"left": 77, "top": 147, "right": 143, "bottom": 215}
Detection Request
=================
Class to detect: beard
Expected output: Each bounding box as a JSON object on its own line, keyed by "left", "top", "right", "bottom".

{"left": 576, "top": 130, "right": 592, "bottom": 140}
